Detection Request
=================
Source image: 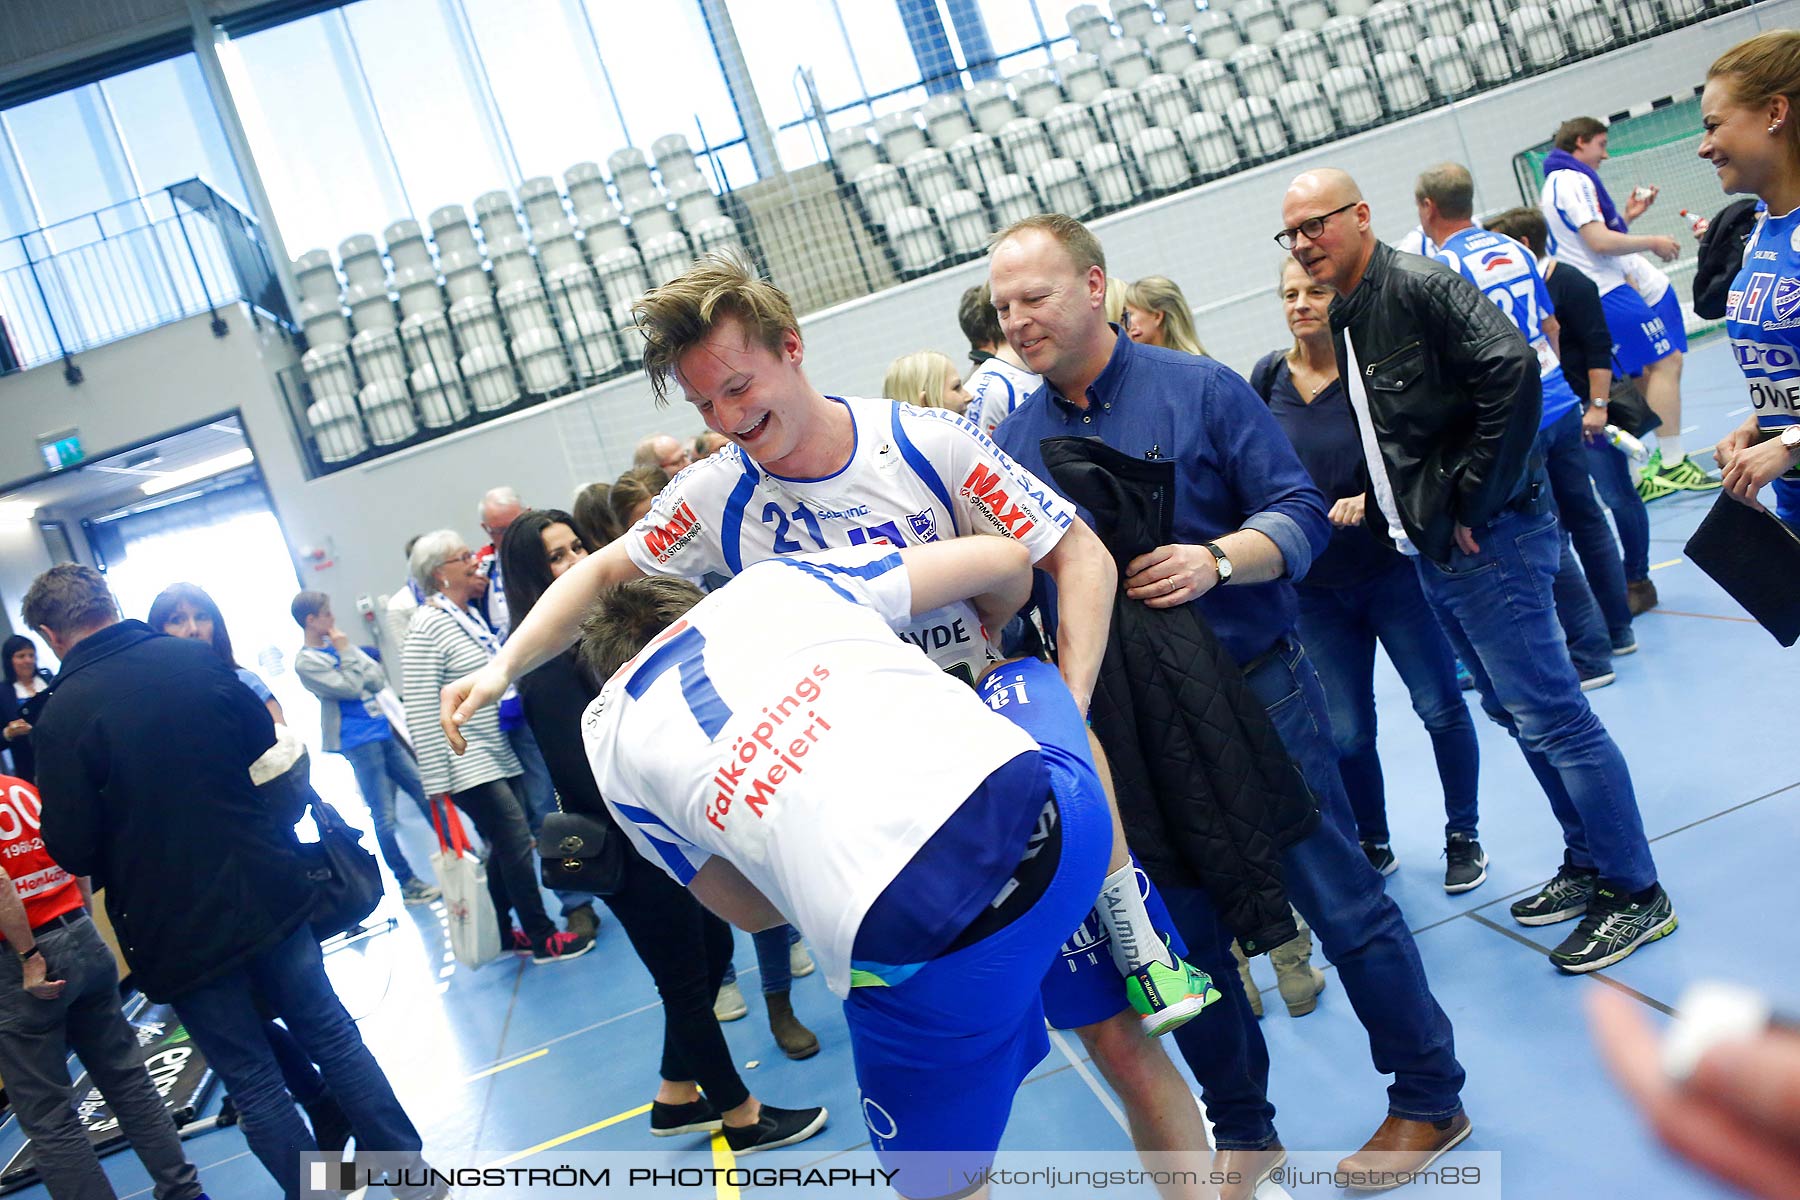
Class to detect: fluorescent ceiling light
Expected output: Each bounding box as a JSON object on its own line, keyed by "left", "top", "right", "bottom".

{"left": 140, "top": 447, "right": 254, "bottom": 496}
{"left": 0, "top": 500, "right": 38, "bottom": 524}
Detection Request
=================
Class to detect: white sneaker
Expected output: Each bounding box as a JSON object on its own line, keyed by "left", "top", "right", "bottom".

{"left": 714, "top": 980, "right": 748, "bottom": 1021}
{"left": 789, "top": 940, "right": 816, "bottom": 979}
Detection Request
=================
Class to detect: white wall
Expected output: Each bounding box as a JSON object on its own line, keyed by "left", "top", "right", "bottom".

{"left": 0, "top": 0, "right": 1785, "bottom": 634}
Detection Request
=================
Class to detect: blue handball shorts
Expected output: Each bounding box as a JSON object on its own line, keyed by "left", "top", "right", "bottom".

{"left": 844, "top": 659, "right": 1111, "bottom": 1198}
{"left": 1604, "top": 283, "right": 1678, "bottom": 376}
{"left": 1651, "top": 286, "right": 1689, "bottom": 354}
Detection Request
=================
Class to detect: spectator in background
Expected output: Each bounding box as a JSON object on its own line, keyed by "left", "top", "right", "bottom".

{"left": 292, "top": 591, "right": 439, "bottom": 907}
{"left": 1539, "top": 116, "right": 1718, "bottom": 499}
{"left": 474, "top": 488, "right": 589, "bottom": 935}
{"left": 0, "top": 768, "right": 211, "bottom": 1200}
{"left": 1123, "top": 275, "right": 1208, "bottom": 355}
{"left": 957, "top": 282, "right": 1041, "bottom": 438}
{"left": 881, "top": 349, "right": 971, "bottom": 412}
{"left": 694, "top": 430, "right": 729, "bottom": 459}
{"left": 1104, "top": 274, "right": 1127, "bottom": 325}
{"left": 499, "top": 509, "right": 824, "bottom": 1070}
{"left": 634, "top": 433, "right": 694, "bottom": 475}
{"left": 149, "top": 584, "right": 284, "bottom": 724}
{"left": 402, "top": 531, "right": 593, "bottom": 964}
{"left": 1286, "top": 166, "right": 1673, "bottom": 983}
{"left": 609, "top": 467, "right": 670, "bottom": 532}
{"left": 2, "top": 635, "right": 50, "bottom": 783}
{"left": 1253, "top": 257, "right": 1485, "bottom": 894}
{"left": 24, "top": 565, "right": 445, "bottom": 1200}
{"left": 1485, "top": 206, "right": 1658, "bottom": 617}
{"left": 572, "top": 481, "right": 623, "bottom": 548}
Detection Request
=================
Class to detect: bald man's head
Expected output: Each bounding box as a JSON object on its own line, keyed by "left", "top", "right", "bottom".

{"left": 1281, "top": 168, "right": 1375, "bottom": 296}
{"left": 634, "top": 434, "right": 692, "bottom": 475}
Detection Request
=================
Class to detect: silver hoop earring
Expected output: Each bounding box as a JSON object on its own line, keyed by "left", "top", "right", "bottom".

{"left": 1773, "top": 121, "right": 1786, "bottom": 134}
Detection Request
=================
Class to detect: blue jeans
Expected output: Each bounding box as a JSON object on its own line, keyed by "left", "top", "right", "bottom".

{"left": 172, "top": 926, "right": 436, "bottom": 1200}
{"left": 341, "top": 735, "right": 430, "bottom": 886}
{"left": 1552, "top": 533, "right": 1614, "bottom": 678}
{"left": 1166, "top": 638, "right": 1465, "bottom": 1148}
{"left": 722, "top": 925, "right": 803, "bottom": 994}
{"left": 1585, "top": 437, "right": 1651, "bottom": 583}
{"left": 1539, "top": 409, "right": 1633, "bottom": 639}
{"left": 505, "top": 723, "right": 597, "bottom": 916}
{"left": 1295, "top": 559, "right": 1480, "bottom": 843}
{"left": 1414, "top": 507, "right": 1657, "bottom": 892}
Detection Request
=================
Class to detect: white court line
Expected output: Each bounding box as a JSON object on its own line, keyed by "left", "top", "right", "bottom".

{"left": 1682, "top": 425, "right": 1700, "bottom": 434}
{"left": 1729, "top": 406, "right": 1751, "bottom": 416}
{"left": 1048, "top": 1027, "right": 1130, "bottom": 1133}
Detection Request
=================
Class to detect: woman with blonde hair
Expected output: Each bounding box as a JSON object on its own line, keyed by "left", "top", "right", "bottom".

{"left": 1124, "top": 275, "right": 1208, "bottom": 355}
{"left": 609, "top": 467, "right": 671, "bottom": 531}
{"left": 881, "top": 350, "right": 971, "bottom": 413}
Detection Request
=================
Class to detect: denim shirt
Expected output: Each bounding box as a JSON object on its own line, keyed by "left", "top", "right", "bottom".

{"left": 994, "top": 327, "right": 1331, "bottom": 664}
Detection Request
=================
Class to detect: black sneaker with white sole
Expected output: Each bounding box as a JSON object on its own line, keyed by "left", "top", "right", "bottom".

{"left": 1443, "top": 833, "right": 1487, "bottom": 893}
{"left": 1361, "top": 841, "right": 1397, "bottom": 876}
{"left": 651, "top": 1097, "right": 722, "bottom": 1137}
{"left": 1550, "top": 884, "right": 1677, "bottom": 973}
{"left": 1509, "top": 861, "right": 1598, "bottom": 926}
{"left": 722, "top": 1105, "right": 828, "bottom": 1154}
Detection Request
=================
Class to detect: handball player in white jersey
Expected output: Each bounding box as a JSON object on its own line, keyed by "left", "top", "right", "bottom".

{"left": 442, "top": 252, "right": 1221, "bottom": 1188}
{"left": 580, "top": 539, "right": 1112, "bottom": 1195}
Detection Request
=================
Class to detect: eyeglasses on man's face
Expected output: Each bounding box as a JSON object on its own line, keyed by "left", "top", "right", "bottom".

{"left": 1273, "top": 202, "right": 1358, "bottom": 250}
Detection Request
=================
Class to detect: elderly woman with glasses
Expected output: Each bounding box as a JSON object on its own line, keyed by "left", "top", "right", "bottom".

{"left": 401, "top": 530, "right": 592, "bottom": 965}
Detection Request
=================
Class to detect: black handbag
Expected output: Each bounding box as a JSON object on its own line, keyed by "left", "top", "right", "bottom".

{"left": 538, "top": 808, "right": 626, "bottom": 896}
{"left": 303, "top": 799, "right": 385, "bottom": 939}
{"left": 1604, "top": 375, "right": 1662, "bottom": 438}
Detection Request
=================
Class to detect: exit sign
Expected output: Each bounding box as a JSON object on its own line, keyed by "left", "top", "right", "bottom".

{"left": 37, "top": 429, "right": 82, "bottom": 472}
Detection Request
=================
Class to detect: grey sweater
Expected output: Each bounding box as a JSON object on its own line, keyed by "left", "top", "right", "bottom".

{"left": 294, "top": 641, "right": 390, "bottom": 753}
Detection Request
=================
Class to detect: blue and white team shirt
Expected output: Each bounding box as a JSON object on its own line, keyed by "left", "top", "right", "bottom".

{"left": 1440, "top": 226, "right": 1580, "bottom": 429}
{"left": 965, "top": 357, "right": 1042, "bottom": 438}
{"left": 621, "top": 396, "right": 1075, "bottom": 685}
{"left": 1726, "top": 204, "right": 1800, "bottom": 524}
{"left": 1540, "top": 170, "right": 1631, "bottom": 294}
{"left": 1621, "top": 253, "right": 1671, "bottom": 306}
{"left": 584, "top": 545, "right": 1040, "bottom": 997}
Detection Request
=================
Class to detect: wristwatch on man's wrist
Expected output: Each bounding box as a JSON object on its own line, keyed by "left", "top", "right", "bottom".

{"left": 1780, "top": 425, "right": 1800, "bottom": 458}
{"left": 1590, "top": 395, "right": 1609, "bottom": 409}
{"left": 1203, "top": 541, "right": 1233, "bottom": 585}
{"left": 19, "top": 945, "right": 40, "bottom": 964}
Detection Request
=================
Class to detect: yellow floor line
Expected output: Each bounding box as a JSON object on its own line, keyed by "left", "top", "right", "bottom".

{"left": 463, "top": 1047, "right": 547, "bottom": 1082}
{"left": 710, "top": 1132, "right": 741, "bottom": 1200}
{"left": 1651, "top": 558, "right": 1684, "bottom": 571}
{"left": 484, "top": 1103, "right": 653, "bottom": 1169}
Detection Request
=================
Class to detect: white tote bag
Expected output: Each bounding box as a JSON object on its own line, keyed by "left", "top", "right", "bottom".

{"left": 431, "top": 796, "right": 502, "bottom": 969}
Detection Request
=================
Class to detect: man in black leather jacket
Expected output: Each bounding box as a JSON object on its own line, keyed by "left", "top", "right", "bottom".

{"left": 1282, "top": 169, "right": 1673, "bottom": 987}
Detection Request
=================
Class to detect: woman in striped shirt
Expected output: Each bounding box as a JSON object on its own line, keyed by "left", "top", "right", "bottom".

{"left": 402, "top": 530, "right": 591, "bottom": 964}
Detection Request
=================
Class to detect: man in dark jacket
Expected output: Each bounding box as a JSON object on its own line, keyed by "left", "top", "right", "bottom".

{"left": 23, "top": 565, "right": 444, "bottom": 1200}
{"left": 1284, "top": 169, "right": 1673, "bottom": 977}
{"left": 990, "top": 213, "right": 1466, "bottom": 1198}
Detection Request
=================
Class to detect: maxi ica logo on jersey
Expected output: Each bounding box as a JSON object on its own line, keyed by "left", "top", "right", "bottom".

{"left": 642, "top": 502, "right": 703, "bottom": 564}
{"left": 960, "top": 464, "right": 1038, "bottom": 538}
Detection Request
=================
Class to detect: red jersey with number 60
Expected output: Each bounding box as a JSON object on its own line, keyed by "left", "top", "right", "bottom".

{"left": 0, "top": 774, "right": 82, "bottom": 931}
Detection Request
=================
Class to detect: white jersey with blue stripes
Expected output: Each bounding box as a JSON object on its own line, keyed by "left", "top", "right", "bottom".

{"left": 1540, "top": 169, "right": 1630, "bottom": 295}
{"left": 621, "top": 396, "right": 1075, "bottom": 685}
{"left": 585, "top": 545, "right": 1040, "bottom": 998}
{"left": 964, "top": 356, "right": 1042, "bottom": 438}
{"left": 1439, "top": 226, "right": 1577, "bottom": 411}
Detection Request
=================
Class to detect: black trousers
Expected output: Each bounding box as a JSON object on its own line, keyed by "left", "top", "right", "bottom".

{"left": 451, "top": 777, "right": 555, "bottom": 943}
{"left": 601, "top": 847, "right": 748, "bottom": 1111}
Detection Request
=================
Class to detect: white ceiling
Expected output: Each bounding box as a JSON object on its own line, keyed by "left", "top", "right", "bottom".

{"left": 0, "top": 416, "right": 249, "bottom": 521}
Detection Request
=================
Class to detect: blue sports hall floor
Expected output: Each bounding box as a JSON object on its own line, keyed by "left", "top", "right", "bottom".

{"left": 2, "top": 335, "right": 1788, "bottom": 1199}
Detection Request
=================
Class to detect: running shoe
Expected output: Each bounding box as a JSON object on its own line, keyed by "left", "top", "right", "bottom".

{"left": 1126, "top": 954, "right": 1223, "bottom": 1037}
{"left": 1361, "top": 840, "right": 1398, "bottom": 876}
{"left": 400, "top": 878, "right": 441, "bottom": 906}
{"left": 1443, "top": 833, "right": 1488, "bottom": 894}
{"left": 531, "top": 930, "right": 595, "bottom": 964}
{"left": 1550, "top": 884, "right": 1677, "bottom": 973}
{"left": 1635, "top": 451, "right": 1683, "bottom": 502}
{"left": 722, "top": 1105, "right": 829, "bottom": 1154}
{"left": 651, "top": 1096, "right": 722, "bottom": 1137}
{"left": 1509, "top": 861, "right": 1598, "bottom": 926}
{"left": 1657, "top": 455, "right": 1722, "bottom": 491}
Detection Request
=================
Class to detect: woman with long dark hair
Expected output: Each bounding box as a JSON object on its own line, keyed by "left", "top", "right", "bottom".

{"left": 500, "top": 509, "right": 826, "bottom": 1147}
{"left": 1, "top": 635, "right": 51, "bottom": 783}
{"left": 149, "top": 583, "right": 285, "bottom": 725}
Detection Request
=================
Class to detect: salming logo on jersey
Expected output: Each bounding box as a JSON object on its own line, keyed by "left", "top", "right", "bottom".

{"left": 643, "top": 502, "right": 703, "bottom": 563}
{"left": 960, "top": 464, "right": 1038, "bottom": 539}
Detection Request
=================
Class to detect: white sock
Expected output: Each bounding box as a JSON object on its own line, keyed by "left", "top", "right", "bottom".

{"left": 1657, "top": 432, "right": 1686, "bottom": 464}
{"left": 1097, "top": 864, "right": 1175, "bottom": 975}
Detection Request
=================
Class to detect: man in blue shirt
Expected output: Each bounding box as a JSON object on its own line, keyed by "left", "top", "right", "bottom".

{"left": 989, "top": 214, "right": 1468, "bottom": 1196}
{"left": 292, "top": 591, "right": 439, "bottom": 906}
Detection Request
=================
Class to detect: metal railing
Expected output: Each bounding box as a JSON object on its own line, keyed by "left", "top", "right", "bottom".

{"left": 0, "top": 180, "right": 293, "bottom": 381}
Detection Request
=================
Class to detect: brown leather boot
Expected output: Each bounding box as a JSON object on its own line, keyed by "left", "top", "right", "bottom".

{"left": 1627, "top": 578, "right": 1658, "bottom": 615}
{"left": 1231, "top": 941, "right": 1262, "bottom": 1018}
{"left": 1337, "top": 1112, "right": 1473, "bottom": 1191}
{"left": 1270, "top": 922, "right": 1327, "bottom": 1017}
{"left": 766, "top": 990, "right": 819, "bottom": 1060}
